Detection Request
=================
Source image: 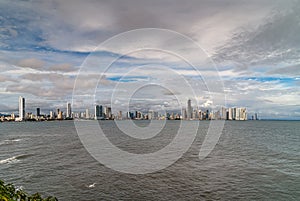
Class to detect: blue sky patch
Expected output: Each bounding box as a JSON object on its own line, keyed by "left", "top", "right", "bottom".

{"left": 107, "top": 76, "right": 149, "bottom": 82}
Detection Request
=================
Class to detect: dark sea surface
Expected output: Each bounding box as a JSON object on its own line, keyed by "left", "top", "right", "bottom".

{"left": 0, "top": 120, "right": 299, "bottom": 200}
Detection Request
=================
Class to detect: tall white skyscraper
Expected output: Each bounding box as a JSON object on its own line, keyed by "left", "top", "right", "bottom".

{"left": 50, "top": 111, "right": 54, "bottom": 119}
{"left": 19, "top": 96, "right": 25, "bottom": 121}
{"left": 228, "top": 108, "right": 233, "bottom": 120}
{"left": 85, "top": 108, "right": 89, "bottom": 119}
{"left": 235, "top": 108, "right": 240, "bottom": 120}
{"left": 66, "top": 102, "right": 72, "bottom": 118}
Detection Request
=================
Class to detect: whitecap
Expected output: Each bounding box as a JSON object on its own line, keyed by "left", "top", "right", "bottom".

{"left": 0, "top": 154, "right": 32, "bottom": 164}
{"left": 5, "top": 138, "right": 22, "bottom": 142}
{"left": 86, "top": 183, "right": 96, "bottom": 188}
{"left": 0, "top": 156, "right": 19, "bottom": 164}
{"left": 0, "top": 138, "right": 22, "bottom": 146}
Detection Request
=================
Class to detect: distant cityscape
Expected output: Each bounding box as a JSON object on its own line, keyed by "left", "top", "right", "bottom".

{"left": 0, "top": 96, "right": 259, "bottom": 122}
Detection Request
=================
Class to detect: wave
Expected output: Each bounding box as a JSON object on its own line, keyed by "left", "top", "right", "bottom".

{"left": 5, "top": 138, "right": 22, "bottom": 143}
{"left": 0, "top": 138, "right": 22, "bottom": 146}
{"left": 0, "top": 154, "right": 32, "bottom": 164}
{"left": 0, "top": 156, "right": 19, "bottom": 164}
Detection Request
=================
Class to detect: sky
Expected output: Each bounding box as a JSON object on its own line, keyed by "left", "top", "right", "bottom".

{"left": 0, "top": 0, "right": 299, "bottom": 119}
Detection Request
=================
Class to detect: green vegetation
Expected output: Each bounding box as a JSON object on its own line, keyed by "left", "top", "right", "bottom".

{"left": 0, "top": 180, "right": 57, "bottom": 201}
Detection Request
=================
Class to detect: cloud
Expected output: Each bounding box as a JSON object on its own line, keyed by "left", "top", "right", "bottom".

{"left": 0, "top": 0, "right": 282, "bottom": 54}
{"left": 0, "top": 0, "right": 299, "bottom": 119}
{"left": 6, "top": 84, "right": 56, "bottom": 98}
{"left": 49, "top": 63, "right": 77, "bottom": 72}
{"left": 21, "top": 73, "right": 64, "bottom": 81}
{"left": 0, "top": 74, "right": 16, "bottom": 82}
{"left": 267, "top": 64, "right": 300, "bottom": 76}
{"left": 17, "top": 58, "right": 44, "bottom": 70}
{"left": 213, "top": 1, "right": 300, "bottom": 67}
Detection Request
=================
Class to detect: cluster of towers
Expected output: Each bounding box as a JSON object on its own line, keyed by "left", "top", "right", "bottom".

{"left": 181, "top": 99, "right": 249, "bottom": 120}
{"left": 2, "top": 97, "right": 254, "bottom": 122}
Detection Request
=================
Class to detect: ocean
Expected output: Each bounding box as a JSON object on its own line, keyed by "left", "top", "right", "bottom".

{"left": 0, "top": 120, "right": 299, "bottom": 200}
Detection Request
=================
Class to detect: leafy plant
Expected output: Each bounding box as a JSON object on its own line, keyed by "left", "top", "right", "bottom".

{"left": 0, "top": 179, "right": 57, "bottom": 201}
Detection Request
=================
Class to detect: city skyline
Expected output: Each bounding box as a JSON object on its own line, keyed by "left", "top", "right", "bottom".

{"left": 1, "top": 96, "right": 254, "bottom": 121}
{"left": 0, "top": 1, "right": 299, "bottom": 120}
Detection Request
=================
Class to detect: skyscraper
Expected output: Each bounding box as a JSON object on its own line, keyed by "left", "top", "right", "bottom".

{"left": 240, "top": 108, "right": 247, "bottom": 120}
{"left": 235, "top": 108, "right": 240, "bottom": 120}
{"left": 66, "top": 102, "right": 72, "bottom": 118}
{"left": 85, "top": 108, "right": 89, "bottom": 119}
{"left": 19, "top": 96, "right": 25, "bottom": 121}
{"left": 187, "top": 99, "right": 192, "bottom": 120}
{"left": 181, "top": 108, "right": 187, "bottom": 120}
{"left": 50, "top": 111, "right": 54, "bottom": 119}
{"left": 232, "top": 107, "right": 237, "bottom": 120}
{"left": 36, "top": 108, "right": 40, "bottom": 117}
{"left": 57, "top": 111, "right": 63, "bottom": 120}
{"left": 117, "top": 111, "right": 122, "bottom": 120}
{"left": 95, "top": 105, "right": 103, "bottom": 120}
{"left": 228, "top": 108, "right": 233, "bottom": 120}
{"left": 235, "top": 107, "right": 247, "bottom": 120}
{"left": 56, "top": 108, "right": 60, "bottom": 119}
{"left": 221, "top": 107, "right": 227, "bottom": 120}
{"left": 104, "top": 106, "right": 112, "bottom": 119}
{"left": 148, "top": 110, "right": 154, "bottom": 120}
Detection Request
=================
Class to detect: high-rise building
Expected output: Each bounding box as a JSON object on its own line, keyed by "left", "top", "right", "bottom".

{"left": 85, "top": 108, "right": 89, "bottom": 119}
{"left": 126, "top": 111, "right": 134, "bottom": 119}
{"left": 104, "top": 107, "right": 112, "bottom": 119}
{"left": 240, "top": 108, "right": 247, "bottom": 120}
{"left": 228, "top": 108, "right": 233, "bottom": 120}
{"left": 206, "top": 110, "right": 209, "bottom": 120}
{"left": 216, "top": 110, "right": 222, "bottom": 120}
{"left": 181, "top": 108, "right": 187, "bottom": 120}
{"left": 36, "top": 108, "right": 40, "bottom": 117}
{"left": 192, "top": 109, "right": 198, "bottom": 119}
{"left": 135, "top": 111, "right": 142, "bottom": 119}
{"left": 198, "top": 110, "right": 203, "bottom": 120}
{"left": 56, "top": 108, "right": 60, "bottom": 119}
{"left": 66, "top": 102, "right": 72, "bottom": 118}
{"left": 19, "top": 96, "right": 25, "bottom": 121}
{"left": 221, "top": 107, "right": 227, "bottom": 120}
{"left": 187, "top": 99, "right": 192, "bottom": 120}
{"left": 232, "top": 107, "right": 237, "bottom": 120}
{"left": 117, "top": 111, "right": 122, "bottom": 120}
{"left": 94, "top": 105, "right": 103, "bottom": 120}
{"left": 234, "top": 107, "right": 247, "bottom": 120}
{"left": 148, "top": 110, "right": 154, "bottom": 120}
{"left": 153, "top": 111, "right": 158, "bottom": 120}
{"left": 170, "top": 113, "right": 174, "bottom": 120}
{"left": 57, "top": 111, "right": 63, "bottom": 120}
{"left": 11, "top": 113, "right": 15, "bottom": 120}
{"left": 50, "top": 111, "right": 54, "bottom": 119}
